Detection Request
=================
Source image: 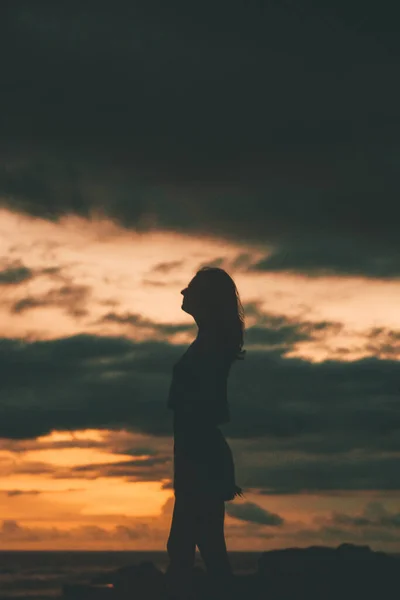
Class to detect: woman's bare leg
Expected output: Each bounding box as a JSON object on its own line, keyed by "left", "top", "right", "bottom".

{"left": 195, "top": 496, "right": 234, "bottom": 598}
{"left": 166, "top": 493, "right": 197, "bottom": 599}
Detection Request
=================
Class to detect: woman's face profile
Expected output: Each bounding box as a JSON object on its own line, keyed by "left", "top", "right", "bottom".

{"left": 181, "top": 276, "right": 205, "bottom": 317}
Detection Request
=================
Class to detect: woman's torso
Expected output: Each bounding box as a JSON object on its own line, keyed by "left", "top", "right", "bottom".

{"left": 167, "top": 331, "right": 238, "bottom": 499}
{"left": 167, "top": 331, "right": 233, "bottom": 426}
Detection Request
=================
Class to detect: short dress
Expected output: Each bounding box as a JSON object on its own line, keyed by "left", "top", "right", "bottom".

{"left": 167, "top": 333, "right": 242, "bottom": 501}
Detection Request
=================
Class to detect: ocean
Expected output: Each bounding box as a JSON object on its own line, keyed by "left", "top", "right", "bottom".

{"left": 0, "top": 551, "right": 262, "bottom": 600}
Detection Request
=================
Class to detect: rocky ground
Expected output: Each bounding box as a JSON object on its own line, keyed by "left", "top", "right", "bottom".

{"left": 62, "top": 543, "right": 399, "bottom": 600}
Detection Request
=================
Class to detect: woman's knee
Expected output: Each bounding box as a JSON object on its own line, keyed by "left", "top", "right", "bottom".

{"left": 167, "top": 525, "right": 196, "bottom": 563}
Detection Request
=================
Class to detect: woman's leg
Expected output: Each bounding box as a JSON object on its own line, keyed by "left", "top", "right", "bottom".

{"left": 166, "top": 493, "right": 197, "bottom": 598}
{"left": 195, "top": 496, "right": 234, "bottom": 598}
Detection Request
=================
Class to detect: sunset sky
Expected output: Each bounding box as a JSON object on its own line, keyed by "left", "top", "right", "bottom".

{"left": 1, "top": 1, "right": 399, "bottom": 551}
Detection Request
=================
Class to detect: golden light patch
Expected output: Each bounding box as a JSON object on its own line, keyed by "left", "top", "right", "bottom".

{"left": 0, "top": 428, "right": 171, "bottom": 528}
{"left": 0, "top": 206, "right": 399, "bottom": 362}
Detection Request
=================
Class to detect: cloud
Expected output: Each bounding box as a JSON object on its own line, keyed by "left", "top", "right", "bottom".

{"left": 0, "top": 257, "right": 91, "bottom": 319}
{"left": 99, "top": 311, "right": 195, "bottom": 338}
{"left": 0, "top": 333, "right": 177, "bottom": 439}
{"left": 226, "top": 501, "right": 284, "bottom": 526}
{"left": 0, "top": 495, "right": 176, "bottom": 548}
{"left": 330, "top": 502, "right": 400, "bottom": 529}
{"left": 243, "top": 303, "right": 343, "bottom": 352}
{"left": 0, "top": 437, "right": 106, "bottom": 453}
{"left": 151, "top": 261, "right": 184, "bottom": 274}
{"left": 250, "top": 239, "right": 400, "bottom": 279}
{"left": 364, "top": 328, "right": 400, "bottom": 359}
{"left": 0, "top": 331, "right": 399, "bottom": 495}
{"left": 1, "top": 460, "right": 54, "bottom": 476}
{"left": 0, "top": 261, "right": 33, "bottom": 285}
{"left": 249, "top": 454, "right": 400, "bottom": 495}
{"left": 281, "top": 502, "right": 400, "bottom": 548}
{"left": 0, "top": 2, "right": 399, "bottom": 281}
{"left": 2, "top": 488, "right": 82, "bottom": 497}
{"left": 5, "top": 489, "right": 41, "bottom": 497}
{"left": 0, "top": 519, "right": 160, "bottom": 546}
{"left": 11, "top": 283, "right": 91, "bottom": 318}
{"left": 0, "top": 331, "right": 398, "bottom": 444}
{"left": 69, "top": 456, "right": 171, "bottom": 482}
{"left": 0, "top": 259, "right": 64, "bottom": 288}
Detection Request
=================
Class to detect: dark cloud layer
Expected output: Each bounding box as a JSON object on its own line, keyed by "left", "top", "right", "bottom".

{"left": 1, "top": 1, "right": 399, "bottom": 278}
{"left": 251, "top": 239, "right": 400, "bottom": 279}
{"left": 251, "top": 455, "right": 400, "bottom": 495}
{"left": 0, "top": 329, "right": 399, "bottom": 492}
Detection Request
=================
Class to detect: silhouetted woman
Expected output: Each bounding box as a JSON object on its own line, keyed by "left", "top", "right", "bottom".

{"left": 165, "top": 267, "right": 245, "bottom": 600}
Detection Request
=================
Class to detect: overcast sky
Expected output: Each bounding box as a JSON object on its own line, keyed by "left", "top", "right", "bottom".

{"left": 0, "top": 0, "right": 399, "bottom": 551}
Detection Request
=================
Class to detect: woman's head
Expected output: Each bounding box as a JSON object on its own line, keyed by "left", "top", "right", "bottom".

{"left": 181, "top": 267, "right": 245, "bottom": 359}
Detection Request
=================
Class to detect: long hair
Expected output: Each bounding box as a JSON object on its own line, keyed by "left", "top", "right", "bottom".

{"left": 194, "top": 266, "right": 246, "bottom": 360}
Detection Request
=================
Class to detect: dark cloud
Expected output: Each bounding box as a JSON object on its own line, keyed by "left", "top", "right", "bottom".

{"left": 99, "top": 311, "right": 195, "bottom": 337}
{"left": 70, "top": 456, "right": 171, "bottom": 481}
{"left": 225, "top": 502, "right": 284, "bottom": 526}
{"left": 0, "top": 1, "right": 399, "bottom": 279}
{"left": 0, "top": 260, "right": 66, "bottom": 288}
{"left": 151, "top": 261, "right": 184, "bottom": 274}
{"left": 0, "top": 329, "right": 399, "bottom": 493}
{"left": 161, "top": 480, "right": 174, "bottom": 490}
{"left": 11, "top": 284, "right": 91, "bottom": 317}
{"left": 0, "top": 260, "right": 90, "bottom": 318}
{"left": 0, "top": 261, "right": 33, "bottom": 285}
{"left": 3, "top": 488, "right": 82, "bottom": 496}
{"left": 0, "top": 334, "right": 176, "bottom": 439}
{"left": 249, "top": 455, "right": 400, "bottom": 495}
{"left": 5, "top": 489, "right": 41, "bottom": 497}
{"left": 364, "top": 328, "right": 400, "bottom": 359}
{"left": 123, "top": 446, "right": 160, "bottom": 457}
{"left": 0, "top": 437, "right": 105, "bottom": 453}
{"left": 243, "top": 304, "right": 343, "bottom": 352}
{"left": 243, "top": 305, "right": 400, "bottom": 360}
{"left": 141, "top": 279, "right": 170, "bottom": 287}
{"left": 3, "top": 461, "right": 54, "bottom": 476}
{"left": 250, "top": 239, "right": 400, "bottom": 279}
{"left": 226, "top": 347, "right": 400, "bottom": 451}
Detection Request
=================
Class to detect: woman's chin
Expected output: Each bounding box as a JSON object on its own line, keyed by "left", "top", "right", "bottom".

{"left": 181, "top": 303, "right": 192, "bottom": 316}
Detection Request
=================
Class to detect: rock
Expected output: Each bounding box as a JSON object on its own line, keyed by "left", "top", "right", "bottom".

{"left": 113, "top": 561, "right": 165, "bottom": 599}
{"left": 257, "top": 543, "right": 399, "bottom": 600}
{"left": 61, "top": 546, "right": 400, "bottom": 600}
